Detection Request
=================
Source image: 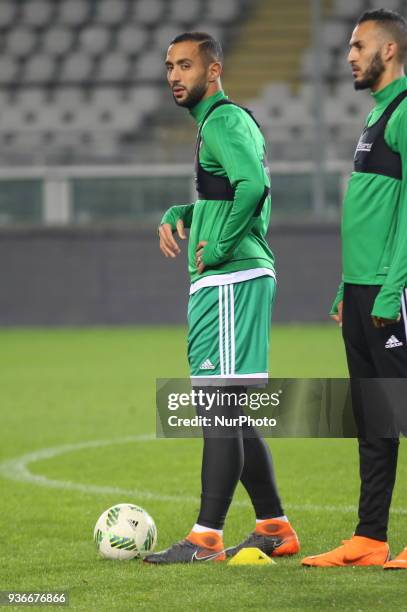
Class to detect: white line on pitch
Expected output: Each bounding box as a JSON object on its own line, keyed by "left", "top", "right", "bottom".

{"left": 0, "top": 436, "right": 406, "bottom": 516}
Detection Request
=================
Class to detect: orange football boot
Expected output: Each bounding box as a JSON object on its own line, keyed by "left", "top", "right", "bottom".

{"left": 384, "top": 547, "right": 407, "bottom": 570}
{"left": 301, "top": 535, "right": 390, "bottom": 567}
{"left": 257, "top": 518, "right": 300, "bottom": 557}
{"left": 187, "top": 530, "right": 226, "bottom": 560}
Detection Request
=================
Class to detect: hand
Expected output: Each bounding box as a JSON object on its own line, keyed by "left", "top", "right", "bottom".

{"left": 331, "top": 301, "right": 343, "bottom": 327}
{"left": 195, "top": 240, "right": 208, "bottom": 274}
{"left": 372, "top": 314, "right": 401, "bottom": 328}
{"left": 158, "top": 219, "right": 186, "bottom": 258}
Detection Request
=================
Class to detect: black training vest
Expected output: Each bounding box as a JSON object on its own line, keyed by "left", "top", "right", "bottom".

{"left": 354, "top": 90, "right": 407, "bottom": 180}
{"left": 194, "top": 99, "right": 269, "bottom": 207}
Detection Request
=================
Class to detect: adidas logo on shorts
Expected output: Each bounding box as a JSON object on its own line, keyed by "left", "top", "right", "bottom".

{"left": 199, "top": 359, "right": 215, "bottom": 370}
{"left": 385, "top": 335, "right": 403, "bottom": 349}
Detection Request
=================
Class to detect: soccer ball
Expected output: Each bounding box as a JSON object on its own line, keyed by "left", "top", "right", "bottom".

{"left": 93, "top": 503, "right": 157, "bottom": 560}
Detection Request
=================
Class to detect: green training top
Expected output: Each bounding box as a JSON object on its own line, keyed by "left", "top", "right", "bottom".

{"left": 332, "top": 76, "right": 407, "bottom": 320}
{"left": 160, "top": 90, "right": 275, "bottom": 285}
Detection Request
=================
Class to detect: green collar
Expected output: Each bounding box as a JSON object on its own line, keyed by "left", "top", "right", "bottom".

{"left": 372, "top": 75, "right": 407, "bottom": 108}
{"left": 190, "top": 91, "right": 227, "bottom": 126}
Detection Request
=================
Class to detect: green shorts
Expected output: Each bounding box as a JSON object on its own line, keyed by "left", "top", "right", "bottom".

{"left": 187, "top": 276, "right": 276, "bottom": 386}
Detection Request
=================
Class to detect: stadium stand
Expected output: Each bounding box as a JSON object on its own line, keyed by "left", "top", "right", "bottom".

{"left": 0, "top": 0, "right": 401, "bottom": 165}
{"left": 0, "top": 0, "right": 251, "bottom": 164}
{"left": 240, "top": 0, "right": 383, "bottom": 161}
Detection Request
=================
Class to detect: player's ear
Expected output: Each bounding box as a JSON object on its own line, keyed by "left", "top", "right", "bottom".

{"left": 208, "top": 61, "right": 222, "bottom": 82}
{"left": 383, "top": 40, "right": 397, "bottom": 62}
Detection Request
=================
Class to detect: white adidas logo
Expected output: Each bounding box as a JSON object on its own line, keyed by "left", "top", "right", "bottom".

{"left": 199, "top": 359, "right": 215, "bottom": 370}
{"left": 385, "top": 335, "right": 403, "bottom": 349}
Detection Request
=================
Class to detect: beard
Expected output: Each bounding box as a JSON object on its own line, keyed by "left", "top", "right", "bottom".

{"left": 172, "top": 80, "right": 208, "bottom": 109}
{"left": 354, "top": 51, "right": 385, "bottom": 90}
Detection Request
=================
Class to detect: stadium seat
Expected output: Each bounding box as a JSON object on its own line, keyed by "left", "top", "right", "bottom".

{"left": 0, "top": 106, "right": 25, "bottom": 132}
{"left": 0, "top": 104, "right": 39, "bottom": 132}
{"left": 0, "top": 56, "right": 19, "bottom": 83}
{"left": 134, "top": 51, "right": 165, "bottom": 80}
{"left": 335, "top": 80, "right": 370, "bottom": 103}
{"left": 21, "top": 0, "right": 54, "bottom": 28}
{"left": 91, "top": 87, "right": 123, "bottom": 108}
{"left": 0, "top": 90, "right": 10, "bottom": 108}
{"left": 133, "top": 0, "right": 165, "bottom": 26}
{"left": 300, "top": 49, "right": 332, "bottom": 79}
{"left": 53, "top": 88, "right": 86, "bottom": 112}
{"left": 168, "top": 0, "right": 202, "bottom": 23}
{"left": 335, "top": 53, "right": 354, "bottom": 79}
{"left": 17, "top": 89, "right": 48, "bottom": 111}
{"left": 126, "top": 86, "right": 161, "bottom": 111}
{"left": 243, "top": 100, "right": 269, "bottom": 129}
{"left": 274, "top": 98, "right": 313, "bottom": 128}
{"left": 60, "top": 52, "right": 93, "bottom": 82}
{"left": 321, "top": 20, "right": 348, "bottom": 52}
{"left": 154, "top": 24, "right": 185, "bottom": 53}
{"left": 207, "top": 0, "right": 239, "bottom": 23}
{"left": 6, "top": 27, "right": 38, "bottom": 58}
{"left": 100, "top": 104, "right": 140, "bottom": 131}
{"left": 324, "top": 98, "right": 355, "bottom": 127}
{"left": 23, "top": 54, "right": 56, "bottom": 83}
{"left": 0, "top": 0, "right": 17, "bottom": 28}
{"left": 94, "top": 0, "right": 128, "bottom": 26}
{"left": 297, "top": 83, "right": 315, "bottom": 109}
{"left": 115, "top": 25, "right": 148, "bottom": 55}
{"left": 57, "top": 101, "right": 137, "bottom": 132}
{"left": 262, "top": 82, "right": 291, "bottom": 105}
{"left": 0, "top": 132, "right": 43, "bottom": 157}
{"left": 20, "top": 104, "right": 61, "bottom": 131}
{"left": 332, "top": 0, "right": 366, "bottom": 19}
{"left": 56, "top": 105, "right": 94, "bottom": 130}
{"left": 42, "top": 27, "right": 74, "bottom": 56}
{"left": 333, "top": 81, "right": 372, "bottom": 117}
{"left": 79, "top": 26, "right": 112, "bottom": 56}
{"left": 48, "top": 130, "right": 108, "bottom": 152}
{"left": 98, "top": 52, "right": 129, "bottom": 81}
{"left": 57, "top": 0, "right": 90, "bottom": 27}
{"left": 60, "top": 131, "right": 121, "bottom": 162}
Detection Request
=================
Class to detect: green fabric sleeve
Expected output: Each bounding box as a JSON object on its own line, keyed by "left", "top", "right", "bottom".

{"left": 160, "top": 204, "right": 194, "bottom": 230}
{"left": 330, "top": 281, "right": 344, "bottom": 315}
{"left": 372, "top": 110, "right": 407, "bottom": 320}
{"left": 199, "top": 113, "right": 268, "bottom": 267}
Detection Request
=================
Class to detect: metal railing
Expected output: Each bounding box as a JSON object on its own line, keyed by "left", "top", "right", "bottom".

{"left": 0, "top": 161, "right": 353, "bottom": 226}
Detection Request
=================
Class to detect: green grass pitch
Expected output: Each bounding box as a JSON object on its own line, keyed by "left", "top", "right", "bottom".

{"left": 1, "top": 325, "right": 406, "bottom": 611}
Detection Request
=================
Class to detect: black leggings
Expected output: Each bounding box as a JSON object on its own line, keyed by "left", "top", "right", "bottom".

{"left": 342, "top": 284, "right": 406, "bottom": 540}
{"left": 195, "top": 387, "right": 284, "bottom": 530}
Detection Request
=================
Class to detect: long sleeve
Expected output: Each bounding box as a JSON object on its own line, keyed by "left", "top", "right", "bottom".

{"left": 199, "top": 113, "right": 269, "bottom": 267}
{"left": 372, "top": 111, "right": 407, "bottom": 319}
{"left": 160, "top": 204, "right": 194, "bottom": 230}
{"left": 330, "top": 281, "right": 344, "bottom": 315}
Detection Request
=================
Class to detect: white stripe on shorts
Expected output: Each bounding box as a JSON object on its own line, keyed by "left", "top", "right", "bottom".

{"left": 402, "top": 289, "right": 407, "bottom": 344}
{"left": 224, "top": 285, "right": 229, "bottom": 375}
{"left": 229, "top": 284, "right": 235, "bottom": 375}
{"left": 218, "top": 286, "right": 224, "bottom": 376}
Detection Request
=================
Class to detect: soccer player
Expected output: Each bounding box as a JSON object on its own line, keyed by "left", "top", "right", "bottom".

{"left": 302, "top": 9, "right": 407, "bottom": 569}
{"left": 144, "top": 32, "right": 299, "bottom": 564}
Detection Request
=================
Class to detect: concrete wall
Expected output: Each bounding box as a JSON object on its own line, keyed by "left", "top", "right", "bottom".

{"left": 0, "top": 225, "right": 341, "bottom": 325}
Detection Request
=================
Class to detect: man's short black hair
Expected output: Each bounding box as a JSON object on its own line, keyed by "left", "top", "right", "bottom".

{"left": 169, "top": 32, "right": 224, "bottom": 65}
{"left": 357, "top": 8, "right": 407, "bottom": 62}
